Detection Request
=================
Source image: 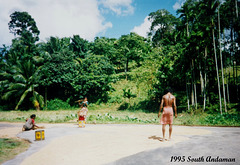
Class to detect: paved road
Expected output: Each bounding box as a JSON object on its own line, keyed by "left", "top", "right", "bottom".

{"left": 108, "top": 127, "right": 240, "bottom": 165}
{"left": 1, "top": 123, "right": 240, "bottom": 165}
{"left": 2, "top": 124, "right": 89, "bottom": 165}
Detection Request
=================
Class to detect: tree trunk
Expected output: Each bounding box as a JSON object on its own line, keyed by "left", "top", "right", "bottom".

{"left": 199, "top": 62, "right": 204, "bottom": 110}
{"left": 236, "top": 0, "right": 238, "bottom": 18}
{"left": 194, "top": 77, "right": 197, "bottom": 109}
{"left": 230, "top": 26, "right": 235, "bottom": 85}
{"left": 223, "top": 30, "right": 230, "bottom": 105}
{"left": 227, "top": 72, "right": 231, "bottom": 103}
{"left": 203, "top": 46, "right": 208, "bottom": 112}
{"left": 235, "top": 61, "right": 239, "bottom": 103}
{"left": 200, "top": 63, "right": 204, "bottom": 95}
{"left": 191, "top": 61, "right": 195, "bottom": 107}
{"left": 45, "top": 87, "right": 48, "bottom": 109}
{"left": 186, "top": 80, "right": 190, "bottom": 111}
{"left": 212, "top": 28, "right": 222, "bottom": 115}
{"left": 125, "top": 57, "right": 129, "bottom": 80}
{"left": 192, "top": 59, "right": 197, "bottom": 109}
{"left": 186, "top": 20, "right": 190, "bottom": 111}
{"left": 226, "top": 79, "right": 230, "bottom": 104}
{"left": 187, "top": 22, "right": 189, "bottom": 38}
{"left": 218, "top": 5, "right": 227, "bottom": 113}
{"left": 235, "top": 61, "right": 237, "bottom": 85}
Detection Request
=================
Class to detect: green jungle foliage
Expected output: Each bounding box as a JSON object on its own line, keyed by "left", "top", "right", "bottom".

{"left": 0, "top": 0, "right": 239, "bottom": 118}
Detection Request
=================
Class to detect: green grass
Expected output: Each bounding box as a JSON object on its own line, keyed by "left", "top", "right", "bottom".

{"left": 0, "top": 104, "right": 239, "bottom": 164}
{"left": 0, "top": 138, "right": 30, "bottom": 164}
{"left": 0, "top": 106, "right": 158, "bottom": 124}
{"left": 0, "top": 103, "right": 239, "bottom": 126}
{"left": 174, "top": 112, "right": 240, "bottom": 126}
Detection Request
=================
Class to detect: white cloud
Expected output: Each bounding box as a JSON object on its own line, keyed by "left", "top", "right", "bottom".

{"left": 99, "top": 0, "right": 134, "bottom": 16}
{"left": 131, "top": 16, "right": 151, "bottom": 38}
{"left": 0, "top": 0, "right": 112, "bottom": 46}
{"left": 173, "top": 0, "right": 185, "bottom": 11}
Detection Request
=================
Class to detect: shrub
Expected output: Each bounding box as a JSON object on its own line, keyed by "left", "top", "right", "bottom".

{"left": 46, "top": 99, "right": 72, "bottom": 110}
{"left": 204, "top": 113, "right": 240, "bottom": 126}
{"left": 118, "top": 102, "right": 130, "bottom": 110}
{"left": 108, "top": 95, "right": 123, "bottom": 104}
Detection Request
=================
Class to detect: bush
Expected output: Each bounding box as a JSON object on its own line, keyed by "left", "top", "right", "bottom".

{"left": 204, "top": 113, "right": 240, "bottom": 126}
{"left": 108, "top": 95, "right": 123, "bottom": 104}
{"left": 205, "top": 104, "right": 221, "bottom": 114}
{"left": 46, "top": 99, "right": 72, "bottom": 110}
{"left": 118, "top": 102, "right": 130, "bottom": 110}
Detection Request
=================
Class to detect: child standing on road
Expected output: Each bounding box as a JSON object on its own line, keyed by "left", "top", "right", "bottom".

{"left": 76, "top": 97, "right": 88, "bottom": 127}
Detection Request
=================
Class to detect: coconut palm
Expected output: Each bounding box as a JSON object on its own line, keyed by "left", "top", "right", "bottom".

{"left": 1, "top": 60, "right": 44, "bottom": 110}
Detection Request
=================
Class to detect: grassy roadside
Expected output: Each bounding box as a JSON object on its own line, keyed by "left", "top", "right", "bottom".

{"left": 0, "top": 104, "right": 239, "bottom": 126}
{"left": 0, "top": 105, "right": 239, "bottom": 164}
{"left": 0, "top": 138, "right": 30, "bottom": 164}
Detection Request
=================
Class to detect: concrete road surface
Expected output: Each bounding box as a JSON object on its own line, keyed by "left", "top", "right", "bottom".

{"left": 1, "top": 123, "right": 239, "bottom": 165}
{"left": 108, "top": 127, "right": 240, "bottom": 165}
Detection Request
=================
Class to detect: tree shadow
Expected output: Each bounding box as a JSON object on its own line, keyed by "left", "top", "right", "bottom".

{"left": 118, "top": 102, "right": 130, "bottom": 111}
{"left": 148, "top": 135, "right": 165, "bottom": 142}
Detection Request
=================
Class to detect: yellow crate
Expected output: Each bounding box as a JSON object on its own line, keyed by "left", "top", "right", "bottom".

{"left": 78, "top": 121, "right": 85, "bottom": 128}
{"left": 35, "top": 130, "right": 45, "bottom": 140}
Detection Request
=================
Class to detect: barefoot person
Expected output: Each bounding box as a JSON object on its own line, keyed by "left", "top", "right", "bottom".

{"left": 76, "top": 97, "right": 88, "bottom": 127}
{"left": 158, "top": 88, "right": 177, "bottom": 141}
{"left": 22, "top": 114, "right": 39, "bottom": 131}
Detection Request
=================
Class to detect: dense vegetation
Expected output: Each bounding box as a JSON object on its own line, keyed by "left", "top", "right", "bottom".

{"left": 0, "top": 0, "right": 239, "bottom": 116}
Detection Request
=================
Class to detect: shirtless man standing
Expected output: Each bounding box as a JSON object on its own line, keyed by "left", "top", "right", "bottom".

{"left": 158, "top": 88, "right": 177, "bottom": 142}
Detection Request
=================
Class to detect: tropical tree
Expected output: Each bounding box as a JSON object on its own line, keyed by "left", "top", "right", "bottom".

{"left": 0, "top": 11, "right": 43, "bottom": 110}
{"left": 90, "top": 37, "right": 117, "bottom": 66}
{"left": 38, "top": 37, "right": 80, "bottom": 103}
{"left": 197, "top": 0, "right": 222, "bottom": 114}
{"left": 74, "top": 54, "right": 115, "bottom": 102}
{"left": 175, "top": 0, "right": 230, "bottom": 113}
{"left": 116, "top": 32, "right": 149, "bottom": 79}
{"left": 217, "top": 2, "right": 227, "bottom": 112}
{"left": 38, "top": 36, "right": 115, "bottom": 104}
{"left": 8, "top": 11, "right": 40, "bottom": 57}
{"left": 8, "top": 11, "right": 39, "bottom": 40}
{"left": 177, "top": 0, "right": 198, "bottom": 110}
{"left": 1, "top": 60, "right": 44, "bottom": 110}
{"left": 148, "top": 9, "right": 178, "bottom": 46}
{"left": 221, "top": 0, "right": 240, "bottom": 86}
{"left": 70, "top": 35, "right": 89, "bottom": 59}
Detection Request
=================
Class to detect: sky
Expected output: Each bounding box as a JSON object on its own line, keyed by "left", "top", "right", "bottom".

{"left": 0, "top": 0, "right": 185, "bottom": 46}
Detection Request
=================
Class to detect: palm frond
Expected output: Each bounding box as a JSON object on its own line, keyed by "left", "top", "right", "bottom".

{"left": 13, "top": 74, "right": 26, "bottom": 83}
{"left": 15, "top": 86, "right": 33, "bottom": 110}
{"left": 0, "top": 71, "right": 11, "bottom": 77}
{"left": 2, "top": 90, "right": 18, "bottom": 100}
{"left": 33, "top": 91, "right": 44, "bottom": 107}
{"left": 0, "top": 80, "right": 10, "bottom": 87}
{"left": 73, "top": 58, "right": 82, "bottom": 66}
{"left": 32, "top": 56, "right": 44, "bottom": 63}
{"left": 8, "top": 83, "right": 26, "bottom": 90}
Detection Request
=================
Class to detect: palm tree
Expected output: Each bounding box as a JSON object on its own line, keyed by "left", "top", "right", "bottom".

{"left": 1, "top": 60, "right": 44, "bottom": 110}
{"left": 177, "top": 0, "right": 200, "bottom": 110}
{"left": 177, "top": 1, "right": 191, "bottom": 111}
{"left": 38, "top": 37, "right": 69, "bottom": 107}
{"left": 200, "top": 0, "right": 222, "bottom": 114}
{"left": 218, "top": 3, "right": 227, "bottom": 113}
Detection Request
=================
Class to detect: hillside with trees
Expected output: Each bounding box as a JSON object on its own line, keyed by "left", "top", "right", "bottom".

{"left": 0, "top": 0, "right": 239, "bottom": 115}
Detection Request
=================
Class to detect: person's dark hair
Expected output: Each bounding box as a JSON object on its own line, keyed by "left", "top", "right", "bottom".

{"left": 164, "top": 88, "right": 172, "bottom": 94}
{"left": 30, "top": 114, "right": 36, "bottom": 118}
